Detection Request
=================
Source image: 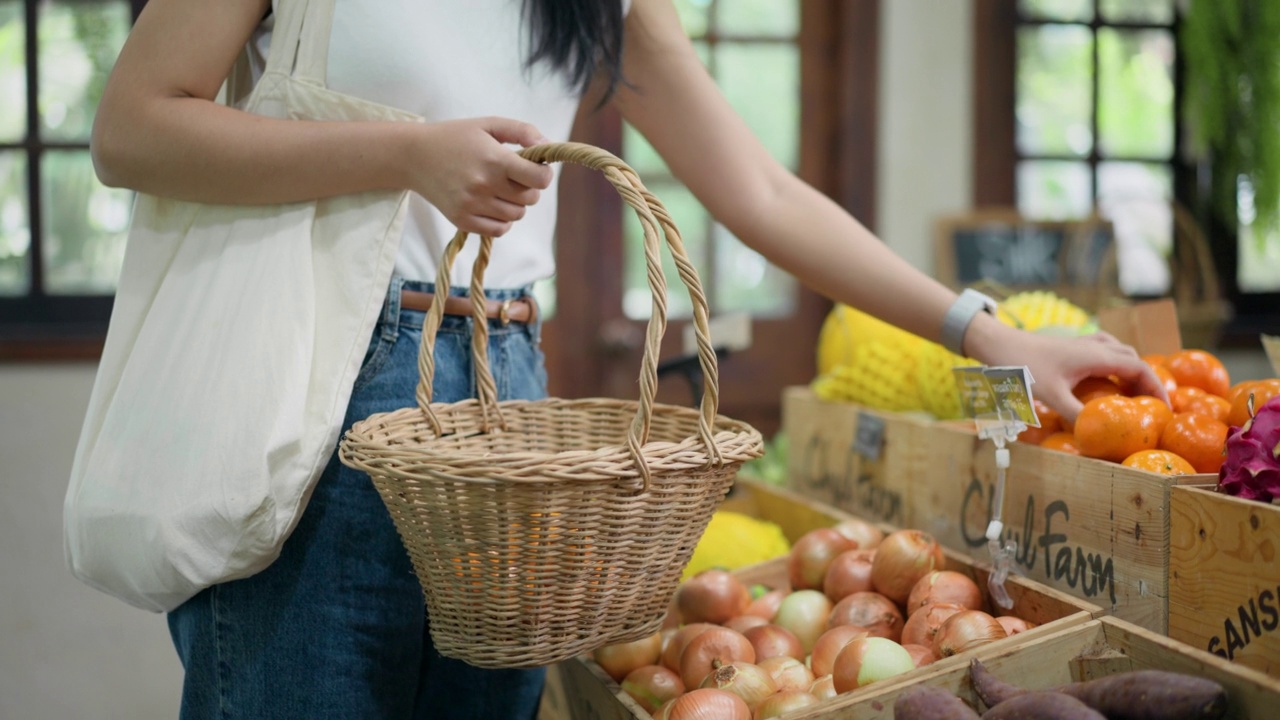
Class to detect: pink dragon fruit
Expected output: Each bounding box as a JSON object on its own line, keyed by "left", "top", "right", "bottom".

{"left": 1218, "top": 395, "right": 1280, "bottom": 502}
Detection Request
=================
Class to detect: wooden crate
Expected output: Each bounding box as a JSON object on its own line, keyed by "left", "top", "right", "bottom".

{"left": 1170, "top": 485, "right": 1280, "bottom": 677}
{"left": 921, "top": 435, "right": 1212, "bottom": 633}
{"left": 783, "top": 384, "right": 1214, "bottom": 632}
{"left": 791, "top": 615, "right": 1280, "bottom": 719}
{"left": 541, "top": 482, "right": 1100, "bottom": 720}
{"left": 781, "top": 386, "right": 973, "bottom": 530}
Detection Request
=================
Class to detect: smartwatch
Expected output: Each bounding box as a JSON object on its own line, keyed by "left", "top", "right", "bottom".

{"left": 941, "top": 289, "right": 998, "bottom": 356}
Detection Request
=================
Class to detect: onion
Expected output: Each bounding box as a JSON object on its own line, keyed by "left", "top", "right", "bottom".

{"left": 620, "top": 665, "right": 684, "bottom": 714}
{"left": 592, "top": 631, "right": 663, "bottom": 682}
{"left": 789, "top": 528, "right": 858, "bottom": 590}
{"left": 932, "top": 610, "right": 1007, "bottom": 658}
{"left": 744, "top": 588, "right": 787, "bottom": 621}
{"left": 809, "top": 674, "right": 838, "bottom": 700}
{"left": 831, "top": 637, "right": 916, "bottom": 693}
{"left": 742, "top": 623, "right": 805, "bottom": 662}
{"left": 831, "top": 517, "right": 885, "bottom": 549}
{"left": 996, "top": 615, "right": 1037, "bottom": 636}
{"left": 826, "top": 591, "right": 904, "bottom": 642}
{"left": 655, "top": 688, "right": 751, "bottom": 720}
{"left": 677, "top": 569, "right": 752, "bottom": 625}
{"left": 662, "top": 623, "right": 715, "bottom": 672}
{"left": 698, "top": 661, "right": 777, "bottom": 709}
{"left": 901, "top": 643, "right": 937, "bottom": 668}
{"left": 678, "top": 626, "right": 757, "bottom": 690}
{"left": 724, "top": 614, "right": 769, "bottom": 634}
{"left": 905, "top": 570, "right": 983, "bottom": 614}
{"left": 809, "top": 625, "right": 869, "bottom": 678}
{"left": 822, "top": 548, "right": 877, "bottom": 603}
{"left": 773, "top": 589, "right": 833, "bottom": 654}
{"left": 757, "top": 655, "right": 815, "bottom": 693}
{"left": 870, "top": 530, "right": 946, "bottom": 604}
{"left": 754, "top": 690, "right": 822, "bottom": 719}
{"left": 900, "top": 602, "right": 965, "bottom": 648}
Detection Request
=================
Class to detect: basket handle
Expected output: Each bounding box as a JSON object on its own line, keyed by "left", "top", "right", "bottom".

{"left": 413, "top": 142, "right": 724, "bottom": 487}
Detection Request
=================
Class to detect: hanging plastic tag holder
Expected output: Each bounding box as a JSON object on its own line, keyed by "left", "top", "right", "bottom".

{"left": 953, "top": 366, "right": 1039, "bottom": 609}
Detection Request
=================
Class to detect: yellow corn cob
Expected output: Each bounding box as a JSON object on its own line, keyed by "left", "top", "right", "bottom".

{"left": 812, "top": 342, "right": 922, "bottom": 413}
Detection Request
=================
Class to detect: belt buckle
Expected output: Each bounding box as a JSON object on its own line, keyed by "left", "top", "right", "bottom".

{"left": 498, "top": 299, "right": 513, "bottom": 326}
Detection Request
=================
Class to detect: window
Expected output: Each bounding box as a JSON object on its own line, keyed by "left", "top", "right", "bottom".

{"left": 0, "top": 0, "right": 137, "bottom": 357}
{"left": 1014, "top": 0, "right": 1178, "bottom": 297}
{"left": 619, "top": 0, "right": 800, "bottom": 320}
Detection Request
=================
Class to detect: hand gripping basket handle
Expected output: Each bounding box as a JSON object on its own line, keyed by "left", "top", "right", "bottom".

{"left": 414, "top": 141, "right": 724, "bottom": 488}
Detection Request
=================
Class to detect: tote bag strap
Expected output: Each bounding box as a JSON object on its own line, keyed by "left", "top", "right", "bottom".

{"left": 263, "top": 0, "right": 336, "bottom": 86}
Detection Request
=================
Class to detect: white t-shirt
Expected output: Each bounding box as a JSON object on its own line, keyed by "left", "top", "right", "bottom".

{"left": 252, "top": 0, "right": 589, "bottom": 289}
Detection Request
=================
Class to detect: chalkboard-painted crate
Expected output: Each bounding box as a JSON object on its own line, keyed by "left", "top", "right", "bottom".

{"left": 538, "top": 481, "right": 1099, "bottom": 720}
{"left": 781, "top": 386, "right": 968, "bottom": 531}
{"left": 787, "top": 615, "right": 1280, "bottom": 720}
{"left": 1170, "top": 485, "right": 1280, "bottom": 677}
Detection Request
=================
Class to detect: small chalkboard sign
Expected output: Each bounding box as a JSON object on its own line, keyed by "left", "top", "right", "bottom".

{"left": 934, "top": 209, "right": 1118, "bottom": 309}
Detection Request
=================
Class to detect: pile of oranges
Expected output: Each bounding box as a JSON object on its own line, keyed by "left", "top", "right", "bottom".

{"left": 1018, "top": 349, "right": 1280, "bottom": 476}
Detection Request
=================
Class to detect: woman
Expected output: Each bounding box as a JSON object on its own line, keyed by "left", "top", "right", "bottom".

{"left": 90, "top": 1, "right": 1163, "bottom": 717}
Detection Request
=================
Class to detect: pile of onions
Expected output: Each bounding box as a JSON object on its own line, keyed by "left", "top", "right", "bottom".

{"left": 832, "top": 517, "right": 885, "bottom": 549}
{"left": 788, "top": 528, "right": 857, "bottom": 590}
{"left": 621, "top": 665, "right": 684, "bottom": 713}
{"left": 677, "top": 569, "right": 751, "bottom": 625}
{"left": 822, "top": 548, "right": 876, "bottom": 602}
{"left": 933, "top": 609, "right": 1008, "bottom": 657}
{"left": 905, "top": 570, "right": 983, "bottom": 614}
{"left": 870, "top": 529, "right": 946, "bottom": 604}
{"left": 595, "top": 518, "right": 1046, "bottom": 718}
{"left": 827, "top": 591, "right": 904, "bottom": 642}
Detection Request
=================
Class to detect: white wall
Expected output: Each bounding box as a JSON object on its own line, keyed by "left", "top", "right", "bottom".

{"left": 877, "top": 0, "right": 974, "bottom": 272}
{"left": 1, "top": 365, "right": 181, "bottom": 720}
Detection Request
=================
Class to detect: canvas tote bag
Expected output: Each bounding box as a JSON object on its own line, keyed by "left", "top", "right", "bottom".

{"left": 64, "top": 0, "right": 420, "bottom": 612}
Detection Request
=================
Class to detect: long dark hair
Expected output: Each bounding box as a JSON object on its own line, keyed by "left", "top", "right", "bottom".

{"left": 523, "top": 0, "right": 626, "bottom": 102}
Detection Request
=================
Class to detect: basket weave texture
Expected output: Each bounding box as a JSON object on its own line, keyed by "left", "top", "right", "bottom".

{"left": 340, "top": 143, "right": 765, "bottom": 668}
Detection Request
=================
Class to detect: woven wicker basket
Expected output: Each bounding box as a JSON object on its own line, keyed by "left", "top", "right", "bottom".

{"left": 339, "top": 143, "right": 765, "bottom": 668}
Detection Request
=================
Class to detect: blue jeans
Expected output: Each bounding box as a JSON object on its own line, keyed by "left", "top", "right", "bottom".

{"left": 168, "top": 278, "right": 548, "bottom": 720}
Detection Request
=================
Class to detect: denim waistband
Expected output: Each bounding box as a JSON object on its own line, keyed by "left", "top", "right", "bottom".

{"left": 378, "top": 277, "right": 537, "bottom": 335}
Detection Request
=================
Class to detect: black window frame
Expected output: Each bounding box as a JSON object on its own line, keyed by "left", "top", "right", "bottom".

{"left": 974, "top": 0, "right": 1278, "bottom": 348}
{"left": 0, "top": 0, "right": 146, "bottom": 361}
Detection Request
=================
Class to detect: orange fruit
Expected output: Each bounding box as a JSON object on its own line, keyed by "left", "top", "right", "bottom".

{"left": 1159, "top": 412, "right": 1229, "bottom": 474}
{"left": 1150, "top": 365, "right": 1178, "bottom": 395}
{"left": 1073, "top": 376, "right": 1125, "bottom": 404}
{"left": 1143, "top": 353, "right": 1168, "bottom": 368}
{"left": 1164, "top": 349, "right": 1231, "bottom": 398}
{"left": 1121, "top": 449, "right": 1197, "bottom": 476}
{"left": 1018, "top": 400, "right": 1063, "bottom": 445}
{"left": 1170, "top": 386, "right": 1209, "bottom": 414}
{"left": 1131, "top": 395, "right": 1174, "bottom": 438}
{"left": 1074, "top": 395, "right": 1161, "bottom": 463}
{"left": 1226, "top": 379, "right": 1280, "bottom": 429}
{"left": 1182, "top": 393, "right": 1231, "bottom": 423}
{"left": 1039, "top": 432, "right": 1081, "bottom": 455}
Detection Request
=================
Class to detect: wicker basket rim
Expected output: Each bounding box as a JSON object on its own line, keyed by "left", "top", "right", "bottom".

{"left": 343, "top": 402, "right": 764, "bottom": 471}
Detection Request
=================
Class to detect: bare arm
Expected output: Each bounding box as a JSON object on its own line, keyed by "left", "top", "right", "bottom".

{"left": 91, "top": 0, "right": 552, "bottom": 236}
{"left": 609, "top": 0, "right": 1164, "bottom": 421}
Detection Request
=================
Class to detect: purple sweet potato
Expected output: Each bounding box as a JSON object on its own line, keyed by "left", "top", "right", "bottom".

{"left": 893, "top": 685, "right": 981, "bottom": 720}
{"left": 981, "top": 691, "right": 1106, "bottom": 720}
{"left": 1055, "top": 670, "right": 1228, "bottom": 720}
{"left": 969, "top": 658, "right": 1029, "bottom": 707}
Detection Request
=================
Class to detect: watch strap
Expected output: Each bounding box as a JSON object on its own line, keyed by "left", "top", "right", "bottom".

{"left": 941, "top": 289, "right": 998, "bottom": 356}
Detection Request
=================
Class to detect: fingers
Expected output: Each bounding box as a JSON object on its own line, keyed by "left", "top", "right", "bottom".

{"left": 482, "top": 116, "right": 549, "bottom": 149}
{"left": 505, "top": 154, "right": 554, "bottom": 191}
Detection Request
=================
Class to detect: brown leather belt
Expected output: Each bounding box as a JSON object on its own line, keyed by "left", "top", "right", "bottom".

{"left": 400, "top": 289, "right": 537, "bottom": 325}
